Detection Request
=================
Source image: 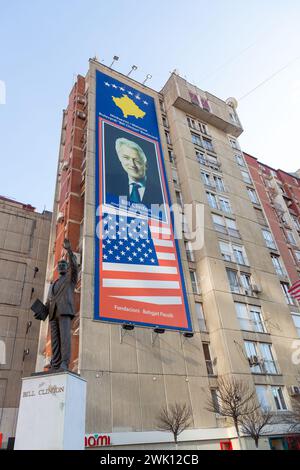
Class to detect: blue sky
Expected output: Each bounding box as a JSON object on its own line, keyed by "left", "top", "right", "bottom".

{"left": 1, "top": 0, "right": 300, "bottom": 211}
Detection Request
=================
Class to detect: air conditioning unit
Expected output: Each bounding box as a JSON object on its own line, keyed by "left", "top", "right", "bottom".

{"left": 289, "top": 385, "right": 300, "bottom": 396}
{"left": 252, "top": 283, "right": 262, "bottom": 294}
{"left": 248, "top": 355, "right": 260, "bottom": 367}
{"left": 56, "top": 212, "right": 64, "bottom": 223}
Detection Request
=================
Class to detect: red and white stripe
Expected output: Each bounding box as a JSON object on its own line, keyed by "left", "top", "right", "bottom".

{"left": 288, "top": 280, "right": 300, "bottom": 301}
{"left": 102, "top": 221, "right": 182, "bottom": 306}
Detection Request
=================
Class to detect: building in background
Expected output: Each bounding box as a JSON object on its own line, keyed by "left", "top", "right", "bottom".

{"left": 36, "top": 60, "right": 300, "bottom": 450}
{"left": 0, "top": 196, "right": 51, "bottom": 448}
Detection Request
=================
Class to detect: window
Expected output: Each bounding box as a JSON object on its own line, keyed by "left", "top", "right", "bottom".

{"left": 291, "top": 215, "right": 300, "bottom": 231}
{"left": 226, "top": 269, "right": 240, "bottom": 293}
{"left": 210, "top": 389, "right": 220, "bottom": 413}
{"left": 175, "top": 191, "right": 183, "bottom": 208}
{"left": 185, "top": 241, "right": 195, "bottom": 262}
{"left": 168, "top": 150, "right": 175, "bottom": 165}
{"left": 219, "top": 241, "right": 248, "bottom": 265}
{"left": 262, "top": 229, "right": 276, "bottom": 249}
{"left": 241, "top": 170, "right": 252, "bottom": 184}
{"left": 256, "top": 385, "right": 270, "bottom": 411}
{"left": 214, "top": 176, "right": 225, "bottom": 192}
{"left": 212, "top": 214, "right": 240, "bottom": 238}
{"left": 219, "top": 197, "right": 232, "bottom": 214}
{"left": 201, "top": 171, "right": 212, "bottom": 187}
{"left": 159, "top": 100, "right": 165, "bottom": 113}
{"left": 202, "top": 137, "right": 214, "bottom": 152}
{"left": 162, "top": 116, "right": 169, "bottom": 128}
{"left": 271, "top": 255, "right": 285, "bottom": 277}
{"left": 235, "top": 154, "right": 245, "bottom": 167}
{"left": 235, "top": 303, "right": 265, "bottom": 333}
{"left": 202, "top": 343, "right": 214, "bottom": 375}
{"left": 286, "top": 229, "right": 297, "bottom": 246}
{"left": 195, "top": 150, "right": 206, "bottom": 164}
{"left": 245, "top": 341, "right": 277, "bottom": 375}
{"left": 240, "top": 272, "right": 252, "bottom": 293}
{"left": 281, "top": 282, "right": 296, "bottom": 305}
{"left": 190, "top": 270, "right": 199, "bottom": 294}
{"left": 247, "top": 188, "right": 259, "bottom": 204}
{"left": 191, "top": 133, "right": 202, "bottom": 146}
{"left": 254, "top": 207, "right": 268, "bottom": 226}
{"left": 292, "top": 314, "right": 300, "bottom": 337}
{"left": 172, "top": 168, "right": 179, "bottom": 185}
{"left": 229, "top": 137, "right": 240, "bottom": 150}
{"left": 226, "top": 218, "right": 240, "bottom": 238}
{"left": 165, "top": 131, "right": 171, "bottom": 145}
{"left": 256, "top": 385, "right": 288, "bottom": 411}
{"left": 198, "top": 122, "right": 208, "bottom": 135}
{"left": 271, "top": 386, "right": 287, "bottom": 411}
{"left": 206, "top": 192, "right": 218, "bottom": 210}
{"left": 187, "top": 116, "right": 197, "bottom": 129}
{"left": 195, "top": 303, "right": 207, "bottom": 331}
{"left": 294, "top": 250, "right": 300, "bottom": 264}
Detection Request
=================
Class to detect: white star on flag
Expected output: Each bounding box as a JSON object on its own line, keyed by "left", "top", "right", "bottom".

{"left": 104, "top": 82, "right": 110, "bottom": 87}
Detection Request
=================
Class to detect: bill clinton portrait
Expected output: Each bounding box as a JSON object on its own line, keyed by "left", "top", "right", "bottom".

{"left": 104, "top": 124, "right": 165, "bottom": 212}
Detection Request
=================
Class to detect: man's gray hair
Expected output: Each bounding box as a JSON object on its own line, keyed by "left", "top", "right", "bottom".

{"left": 115, "top": 138, "right": 147, "bottom": 163}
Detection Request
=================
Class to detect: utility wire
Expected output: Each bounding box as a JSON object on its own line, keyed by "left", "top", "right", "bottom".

{"left": 239, "top": 56, "right": 300, "bottom": 101}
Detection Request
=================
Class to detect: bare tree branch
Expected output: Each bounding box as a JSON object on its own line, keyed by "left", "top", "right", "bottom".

{"left": 156, "top": 402, "right": 192, "bottom": 443}
{"left": 240, "top": 407, "right": 275, "bottom": 448}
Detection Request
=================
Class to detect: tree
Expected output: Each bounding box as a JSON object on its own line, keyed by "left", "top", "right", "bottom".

{"left": 279, "top": 396, "right": 300, "bottom": 433}
{"left": 157, "top": 402, "right": 192, "bottom": 445}
{"left": 240, "top": 408, "right": 275, "bottom": 448}
{"left": 206, "top": 376, "right": 260, "bottom": 447}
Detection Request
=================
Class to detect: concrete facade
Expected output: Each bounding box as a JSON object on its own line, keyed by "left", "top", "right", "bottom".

{"left": 36, "top": 61, "right": 300, "bottom": 450}
{"left": 0, "top": 196, "right": 51, "bottom": 448}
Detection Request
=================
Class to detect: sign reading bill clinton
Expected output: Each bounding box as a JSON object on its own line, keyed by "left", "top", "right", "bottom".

{"left": 94, "top": 70, "right": 192, "bottom": 331}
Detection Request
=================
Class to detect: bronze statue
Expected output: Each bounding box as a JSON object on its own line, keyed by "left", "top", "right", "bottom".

{"left": 32, "top": 239, "right": 78, "bottom": 372}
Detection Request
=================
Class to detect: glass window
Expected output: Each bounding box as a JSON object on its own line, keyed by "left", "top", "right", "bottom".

{"left": 226, "top": 218, "right": 240, "bottom": 238}
{"left": 235, "top": 303, "right": 252, "bottom": 331}
{"left": 207, "top": 192, "right": 218, "bottom": 210}
{"left": 247, "top": 188, "right": 259, "bottom": 204}
{"left": 292, "top": 215, "right": 300, "bottom": 231}
{"left": 219, "top": 241, "right": 232, "bottom": 261}
{"left": 235, "top": 303, "right": 265, "bottom": 333}
{"left": 292, "top": 314, "right": 300, "bottom": 337}
{"left": 250, "top": 305, "right": 266, "bottom": 333}
{"left": 191, "top": 133, "right": 202, "bottom": 146}
{"left": 241, "top": 170, "right": 252, "bottom": 184}
{"left": 172, "top": 168, "right": 179, "bottom": 184}
{"left": 214, "top": 176, "right": 225, "bottom": 192}
{"left": 256, "top": 385, "right": 270, "bottom": 411}
{"left": 229, "top": 138, "right": 239, "bottom": 149}
{"left": 195, "top": 303, "right": 207, "bottom": 332}
{"left": 212, "top": 214, "right": 227, "bottom": 234}
{"left": 211, "top": 389, "right": 220, "bottom": 413}
{"left": 202, "top": 137, "right": 214, "bottom": 152}
{"left": 187, "top": 116, "right": 196, "bottom": 129}
{"left": 233, "top": 245, "right": 248, "bottom": 265}
{"left": 168, "top": 150, "right": 175, "bottom": 164}
{"left": 226, "top": 269, "right": 240, "bottom": 293}
{"left": 294, "top": 250, "right": 300, "bottom": 263}
{"left": 271, "top": 255, "right": 285, "bottom": 276}
{"left": 219, "top": 197, "right": 232, "bottom": 214}
{"left": 175, "top": 191, "right": 183, "bottom": 208}
{"left": 190, "top": 270, "right": 199, "bottom": 294}
{"left": 203, "top": 343, "right": 214, "bottom": 375}
{"left": 198, "top": 122, "right": 208, "bottom": 135}
{"left": 240, "top": 273, "right": 252, "bottom": 292}
{"left": 235, "top": 154, "right": 245, "bottom": 166}
{"left": 244, "top": 341, "right": 261, "bottom": 373}
{"left": 196, "top": 150, "right": 206, "bottom": 164}
{"left": 262, "top": 230, "right": 276, "bottom": 249}
{"left": 185, "top": 241, "right": 195, "bottom": 262}
{"left": 260, "top": 343, "right": 277, "bottom": 374}
{"left": 271, "top": 387, "right": 287, "bottom": 411}
{"left": 286, "top": 230, "right": 297, "bottom": 245}
{"left": 201, "top": 172, "right": 211, "bottom": 186}
{"left": 165, "top": 131, "right": 171, "bottom": 145}
{"left": 281, "top": 282, "right": 295, "bottom": 305}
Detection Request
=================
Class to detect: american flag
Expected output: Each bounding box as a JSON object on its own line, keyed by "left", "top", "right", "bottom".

{"left": 100, "top": 213, "right": 183, "bottom": 307}
{"left": 288, "top": 280, "right": 300, "bottom": 301}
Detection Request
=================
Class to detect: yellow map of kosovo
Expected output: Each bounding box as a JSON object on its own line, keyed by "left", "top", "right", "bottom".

{"left": 112, "top": 94, "right": 146, "bottom": 119}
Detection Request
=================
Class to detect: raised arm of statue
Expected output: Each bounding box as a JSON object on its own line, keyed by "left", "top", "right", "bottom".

{"left": 63, "top": 238, "right": 78, "bottom": 286}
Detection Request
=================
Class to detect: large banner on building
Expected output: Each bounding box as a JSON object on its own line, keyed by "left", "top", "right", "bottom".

{"left": 94, "top": 69, "right": 192, "bottom": 331}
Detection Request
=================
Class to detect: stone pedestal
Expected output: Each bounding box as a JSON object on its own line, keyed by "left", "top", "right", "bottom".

{"left": 14, "top": 371, "right": 86, "bottom": 450}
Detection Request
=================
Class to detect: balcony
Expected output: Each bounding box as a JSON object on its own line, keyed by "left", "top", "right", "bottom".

{"left": 163, "top": 74, "right": 243, "bottom": 137}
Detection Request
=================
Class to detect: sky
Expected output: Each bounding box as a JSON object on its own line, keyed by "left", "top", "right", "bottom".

{"left": 1, "top": 0, "right": 300, "bottom": 212}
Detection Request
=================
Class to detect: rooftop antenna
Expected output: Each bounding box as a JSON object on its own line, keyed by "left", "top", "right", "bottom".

{"left": 109, "top": 55, "right": 119, "bottom": 68}
{"left": 127, "top": 65, "right": 138, "bottom": 77}
{"left": 142, "top": 74, "right": 152, "bottom": 85}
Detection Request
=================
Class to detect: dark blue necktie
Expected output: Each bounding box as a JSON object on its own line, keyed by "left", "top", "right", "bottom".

{"left": 130, "top": 183, "right": 141, "bottom": 203}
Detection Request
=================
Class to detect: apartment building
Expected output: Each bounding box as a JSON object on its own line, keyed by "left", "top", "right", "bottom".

{"left": 0, "top": 196, "right": 51, "bottom": 448}
{"left": 36, "top": 60, "right": 300, "bottom": 450}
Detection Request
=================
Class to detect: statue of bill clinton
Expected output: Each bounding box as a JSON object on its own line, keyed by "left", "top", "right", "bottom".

{"left": 45, "top": 238, "right": 78, "bottom": 371}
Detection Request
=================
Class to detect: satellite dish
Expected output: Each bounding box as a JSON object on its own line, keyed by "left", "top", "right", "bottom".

{"left": 226, "top": 97, "right": 238, "bottom": 109}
